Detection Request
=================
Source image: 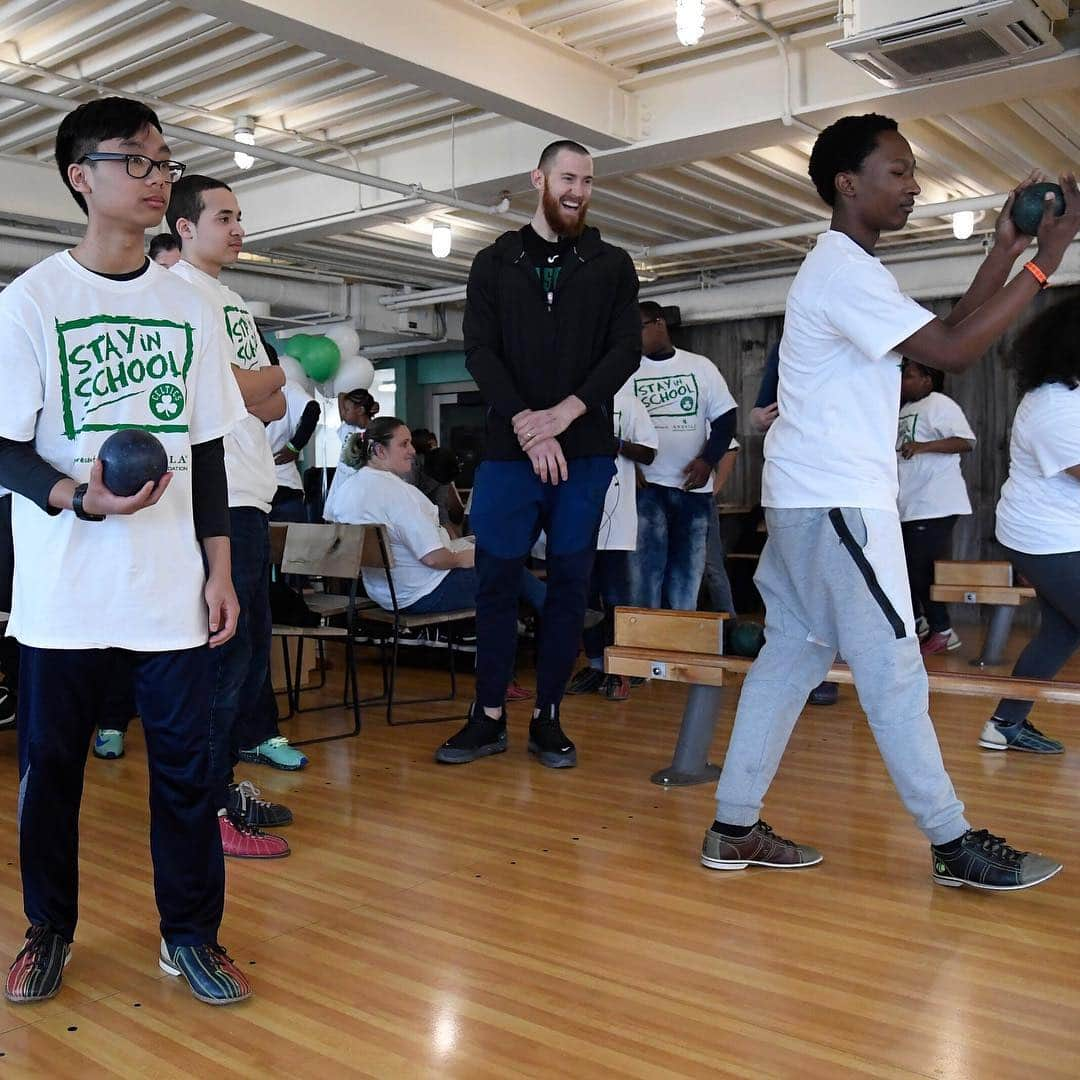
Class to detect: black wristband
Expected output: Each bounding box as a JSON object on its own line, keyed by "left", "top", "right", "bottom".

{"left": 72, "top": 483, "right": 105, "bottom": 522}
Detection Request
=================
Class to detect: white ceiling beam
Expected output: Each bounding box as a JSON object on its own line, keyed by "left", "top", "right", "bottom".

{"left": 185, "top": 0, "right": 638, "bottom": 147}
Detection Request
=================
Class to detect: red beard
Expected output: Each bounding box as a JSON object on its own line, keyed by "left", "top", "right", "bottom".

{"left": 542, "top": 184, "right": 588, "bottom": 239}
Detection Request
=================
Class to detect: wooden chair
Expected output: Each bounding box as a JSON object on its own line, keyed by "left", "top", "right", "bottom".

{"left": 271, "top": 522, "right": 370, "bottom": 745}
{"left": 355, "top": 525, "right": 475, "bottom": 726}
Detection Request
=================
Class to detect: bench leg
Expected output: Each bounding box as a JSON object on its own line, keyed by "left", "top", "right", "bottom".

{"left": 650, "top": 683, "right": 724, "bottom": 787}
{"left": 970, "top": 605, "right": 1016, "bottom": 668}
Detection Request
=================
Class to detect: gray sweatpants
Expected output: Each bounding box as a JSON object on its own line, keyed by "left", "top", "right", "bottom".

{"left": 714, "top": 507, "right": 969, "bottom": 846}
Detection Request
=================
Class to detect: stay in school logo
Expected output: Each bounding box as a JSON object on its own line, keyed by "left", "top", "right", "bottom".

{"left": 56, "top": 315, "right": 193, "bottom": 438}
{"left": 223, "top": 305, "right": 261, "bottom": 368}
{"left": 633, "top": 372, "right": 700, "bottom": 419}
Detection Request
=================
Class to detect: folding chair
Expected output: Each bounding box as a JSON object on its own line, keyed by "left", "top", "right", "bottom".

{"left": 356, "top": 525, "right": 475, "bottom": 726}
{"left": 271, "top": 522, "right": 370, "bottom": 746}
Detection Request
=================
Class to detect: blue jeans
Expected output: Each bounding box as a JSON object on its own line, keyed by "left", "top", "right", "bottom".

{"left": 270, "top": 486, "right": 307, "bottom": 524}
{"left": 582, "top": 550, "right": 638, "bottom": 662}
{"left": 635, "top": 485, "right": 713, "bottom": 611}
{"left": 405, "top": 565, "right": 546, "bottom": 615}
{"left": 18, "top": 644, "right": 224, "bottom": 945}
{"left": 208, "top": 508, "right": 277, "bottom": 808}
{"left": 470, "top": 455, "right": 615, "bottom": 710}
{"left": 702, "top": 502, "right": 736, "bottom": 616}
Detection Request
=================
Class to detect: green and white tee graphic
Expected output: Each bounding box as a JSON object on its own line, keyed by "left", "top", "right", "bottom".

{"left": 632, "top": 348, "right": 736, "bottom": 493}
{"left": 171, "top": 260, "right": 278, "bottom": 512}
{"left": 56, "top": 314, "right": 194, "bottom": 438}
{"left": 0, "top": 252, "right": 246, "bottom": 651}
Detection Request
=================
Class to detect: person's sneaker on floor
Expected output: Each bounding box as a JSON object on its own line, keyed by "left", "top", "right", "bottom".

{"left": 921, "top": 629, "right": 959, "bottom": 656}
{"left": 807, "top": 680, "right": 839, "bottom": 706}
{"left": 599, "top": 673, "right": 629, "bottom": 701}
{"left": 566, "top": 666, "right": 604, "bottom": 695}
{"left": 159, "top": 940, "right": 252, "bottom": 1005}
{"left": 0, "top": 685, "right": 15, "bottom": 731}
{"left": 4, "top": 925, "right": 70, "bottom": 1003}
{"left": 219, "top": 813, "right": 290, "bottom": 858}
{"left": 435, "top": 703, "right": 508, "bottom": 764}
{"left": 931, "top": 829, "right": 1062, "bottom": 891}
{"left": 701, "top": 820, "right": 823, "bottom": 871}
{"left": 915, "top": 615, "right": 930, "bottom": 641}
{"left": 979, "top": 717, "right": 1064, "bottom": 754}
{"left": 227, "top": 780, "right": 293, "bottom": 827}
{"left": 527, "top": 705, "right": 576, "bottom": 768}
{"left": 93, "top": 727, "right": 125, "bottom": 759}
{"left": 238, "top": 735, "right": 308, "bottom": 771}
{"left": 504, "top": 680, "right": 533, "bottom": 702}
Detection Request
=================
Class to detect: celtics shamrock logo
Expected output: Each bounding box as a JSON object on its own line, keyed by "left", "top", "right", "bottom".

{"left": 149, "top": 383, "right": 184, "bottom": 421}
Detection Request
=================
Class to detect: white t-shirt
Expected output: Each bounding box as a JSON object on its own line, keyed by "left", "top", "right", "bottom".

{"left": 322, "top": 422, "right": 363, "bottom": 521}
{"left": 266, "top": 382, "right": 316, "bottom": 492}
{"left": 896, "top": 392, "right": 975, "bottom": 521}
{"left": 598, "top": 384, "right": 659, "bottom": 551}
{"left": 325, "top": 465, "right": 452, "bottom": 607}
{"left": 763, "top": 231, "right": 936, "bottom": 511}
{"left": 171, "top": 260, "right": 277, "bottom": 513}
{"left": 0, "top": 252, "right": 246, "bottom": 650}
{"left": 996, "top": 382, "right": 1080, "bottom": 555}
{"left": 632, "top": 349, "right": 736, "bottom": 493}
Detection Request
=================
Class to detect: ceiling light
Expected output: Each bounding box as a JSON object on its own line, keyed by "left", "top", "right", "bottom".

{"left": 431, "top": 223, "right": 452, "bottom": 259}
{"left": 951, "top": 210, "right": 975, "bottom": 240}
{"left": 675, "top": 0, "right": 705, "bottom": 47}
{"left": 233, "top": 117, "right": 255, "bottom": 170}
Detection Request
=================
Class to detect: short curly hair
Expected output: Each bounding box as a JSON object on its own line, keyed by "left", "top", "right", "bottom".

{"left": 808, "top": 114, "right": 899, "bottom": 207}
{"left": 1012, "top": 300, "right": 1080, "bottom": 395}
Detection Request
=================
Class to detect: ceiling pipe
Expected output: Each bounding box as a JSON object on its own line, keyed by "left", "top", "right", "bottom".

{"left": 0, "top": 80, "right": 517, "bottom": 224}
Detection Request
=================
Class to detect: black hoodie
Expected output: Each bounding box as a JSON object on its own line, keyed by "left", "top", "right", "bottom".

{"left": 463, "top": 224, "right": 640, "bottom": 461}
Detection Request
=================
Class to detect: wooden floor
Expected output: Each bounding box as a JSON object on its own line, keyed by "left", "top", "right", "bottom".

{"left": 1, "top": 632, "right": 1079, "bottom": 1078}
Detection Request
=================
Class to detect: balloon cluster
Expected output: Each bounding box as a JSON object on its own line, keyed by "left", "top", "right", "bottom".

{"left": 274, "top": 324, "right": 374, "bottom": 396}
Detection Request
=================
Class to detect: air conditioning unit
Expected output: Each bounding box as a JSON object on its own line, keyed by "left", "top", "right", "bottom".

{"left": 829, "top": 0, "right": 1065, "bottom": 88}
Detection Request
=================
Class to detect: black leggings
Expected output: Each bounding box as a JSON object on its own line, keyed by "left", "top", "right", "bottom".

{"left": 901, "top": 515, "right": 958, "bottom": 633}
{"left": 994, "top": 547, "right": 1080, "bottom": 724}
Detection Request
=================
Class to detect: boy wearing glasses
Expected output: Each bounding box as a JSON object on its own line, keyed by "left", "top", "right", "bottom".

{"left": 0, "top": 98, "right": 252, "bottom": 1004}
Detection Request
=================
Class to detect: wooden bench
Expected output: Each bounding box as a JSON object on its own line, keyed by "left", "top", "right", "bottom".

{"left": 930, "top": 561, "right": 1036, "bottom": 667}
{"left": 604, "top": 606, "right": 1080, "bottom": 788}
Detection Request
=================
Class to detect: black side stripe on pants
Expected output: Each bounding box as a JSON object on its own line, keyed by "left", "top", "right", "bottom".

{"left": 828, "top": 508, "right": 906, "bottom": 640}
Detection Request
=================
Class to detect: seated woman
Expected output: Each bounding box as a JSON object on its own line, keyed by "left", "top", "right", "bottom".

{"left": 986, "top": 301, "right": 1080, "bottom": 755}
{"left": 327, "top": 417, "right": 545, "bottom": 616}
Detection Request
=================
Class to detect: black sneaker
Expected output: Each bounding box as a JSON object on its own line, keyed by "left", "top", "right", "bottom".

{"left": 227, "top": 780, "right": 293, "bottom": 827}
{"left": 435, "top": 704, "right": 507, "bottom": 764}
{"left": 931, "top": 829, "right": 1063, "bottom": 891}
{"left": 807, "top": 681, "right": 838, "bottom": 706}
{"left": 566, "top": 666, "right": 604, "bottom": 695}
{"left": 5, "top": 925, "right": 70, "bottom": 1003}
{"left": 528, "top": 706, "right": 576, "bottom": 769}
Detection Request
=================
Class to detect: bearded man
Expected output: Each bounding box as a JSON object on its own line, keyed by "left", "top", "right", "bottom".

{"left": 434, "top": 139, "right": 640, "bottom": 769}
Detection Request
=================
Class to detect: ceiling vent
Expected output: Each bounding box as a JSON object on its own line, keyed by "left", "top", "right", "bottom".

{"left": 828, "top": 0, "right": 1065, "bottom": 88}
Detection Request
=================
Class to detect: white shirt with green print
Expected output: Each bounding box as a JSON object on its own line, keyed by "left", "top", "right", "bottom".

{"left": 171, "top": 260, "right": 277, "bottom": 513}
{"left": 0, "top": 252, "right": 246, "bottom": 650}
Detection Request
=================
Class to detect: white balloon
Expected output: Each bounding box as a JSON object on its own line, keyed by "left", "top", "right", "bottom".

{"left": 331, "top": 354, "right": 375, "bottom": 396}
{"left": 278, "top": 354, "right": 312, "bottom": 393}
{"left": 323, "top": 323, "right": 361, "bottom": 357}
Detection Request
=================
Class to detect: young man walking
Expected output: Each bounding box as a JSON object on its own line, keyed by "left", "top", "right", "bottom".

{"left": 436, "top": 139, "right": 640, "bottom": 767}
{"left": 0, "top": 97, "right": 252, "bottom": 1004}
{"left": 702, "top": 113, "right": 1079, "bottom": 890}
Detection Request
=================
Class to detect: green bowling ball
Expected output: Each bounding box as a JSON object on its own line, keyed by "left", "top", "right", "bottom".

{"left": 1010, "top": 182, "right": 1065, "bottom": 236}
{"left": 729, "top": 620, "right": 765, "bottom": 658}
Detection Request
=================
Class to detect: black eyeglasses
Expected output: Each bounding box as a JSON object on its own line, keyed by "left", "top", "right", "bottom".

{"left": 76, "top": 153, "right": 186, "bottom": 183}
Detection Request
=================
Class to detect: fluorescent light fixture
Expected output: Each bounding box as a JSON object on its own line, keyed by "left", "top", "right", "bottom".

{"left": 675, "top": 0, "right": 705, "bottom": 47}
{"left": 233, "top": 118, "right": 255, "bottom": 170}
{"left": 431, "top": 223, "right": 452, "bottom": 259}
{"left": 951, "top": 210, "right": 975, "bottom": 240}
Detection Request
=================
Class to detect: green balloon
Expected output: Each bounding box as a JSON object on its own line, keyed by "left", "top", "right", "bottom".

{"left": 300, "top": 336, "right": 341, "bottom": 383}
{"left": 283, "top": 333, "right": 314, "bottom": 360}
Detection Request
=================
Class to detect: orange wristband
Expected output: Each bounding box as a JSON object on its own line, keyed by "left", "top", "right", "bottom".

{"left": 1023, "top": 261, "right": 1049, "bottom": 289}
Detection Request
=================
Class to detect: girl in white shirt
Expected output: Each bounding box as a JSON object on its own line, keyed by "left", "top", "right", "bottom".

{"left": 897, "top": 360, "right": 976, "bottom": 654}
{"left": 328, "top": 418, "right": 545, "bottom": 616}
{"left": 984, "top": 303, "right": 1080, "bottom": 754}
